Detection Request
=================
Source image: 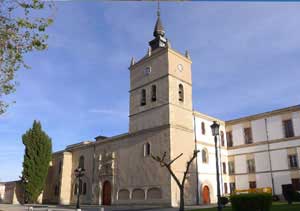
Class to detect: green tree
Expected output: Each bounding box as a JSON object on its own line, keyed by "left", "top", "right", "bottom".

{"left": 0, "top": 0, "right": 54, "bottom": 114}
{"left": 22, "top": 120, "right": 52, "bottom": 203}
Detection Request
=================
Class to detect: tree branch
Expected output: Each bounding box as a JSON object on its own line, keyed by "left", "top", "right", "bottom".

{"left": 181, "top": 150, "right": 199, "bottom": 186}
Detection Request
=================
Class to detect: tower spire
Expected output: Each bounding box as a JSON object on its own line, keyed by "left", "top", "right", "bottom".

{"left": 149, "top": 0, "right": 167, "bottom": 50}
{"left": 157, "top": 0, "right": 160, "bottom": 17}
{"left": 153, "top": 0, "right": 165, "bottom": 38}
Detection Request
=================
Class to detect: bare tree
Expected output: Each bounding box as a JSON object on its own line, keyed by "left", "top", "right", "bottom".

{"left": 152, "top": 150, "right": 199, "bottom": 211}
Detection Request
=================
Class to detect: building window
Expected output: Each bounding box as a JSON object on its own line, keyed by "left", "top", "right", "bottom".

{"left": 178, "top": 84, "right": 184, "bottom": 102}
{"left": 226, "top": 131, "right": 233, "bottom": 147}
{"left": 221, "top": 131, "right": 225, "bottom": 146}
{"left": 141, "top": 89, "right": 146, "bottom": 106}
{"left": 244, "top": 127, "right": 253, "bottom": 144}
{"left": 283, "top": 119, "right": 294, "bottom": 138}
{"left": 249, "top": 181, "right": 257, "bottom": 189}
{"left": 144, "top": 143, "right": 151, "bottom": 157}
{"left": 54, "top": 184, "right": 59, "bottom": 196}
{"left": 229, "top": 182, "right": 236, "bottom": 193}
{"left": 222, "top": 162, "right": 227, "bottom": 174}
{"left": 79, "top": 179, "right": 83, "bottom": 194}
{"left": 58, "top": 161, "right": 62, "bottom": 174}
{"left": 247, "top": 159, "right": 256, "bottom": 173}
{"left": 288, "top": 154, "right": 298, "bottom": 168}
{"left": 224, "top": 183, "right": 228, "bottom": 194}
{"left": 228, "top": 161, "right": 235, "bottom": 175}
{"left": 83, "top": 182, "right": 87, "bottom": 195}
{"left": 202, "top": 148, "right": 208, "bottom": 163}
{"left": 151, "top": 85, "right": 157, "bottom": 102}
{"left": 201, "top": 122, "right": 206, "bottom": 135}
{"left": 292, "top": 178, "right": 300, "bottom": 191}
{"left": 79, "top": 156, "right": 85, "bottom": 169}
{"left": 74, "top": 184, "right": 78, "bottom": 195}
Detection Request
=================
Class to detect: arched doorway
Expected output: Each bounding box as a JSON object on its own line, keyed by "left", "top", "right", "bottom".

{"left": 102, "top": 181, "right": 112, "bottom": 205}
{"left": 202, "top": 185, "right": 210, "bottom": 204}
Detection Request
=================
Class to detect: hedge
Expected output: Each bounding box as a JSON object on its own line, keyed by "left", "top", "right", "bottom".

{"left": 230, "top": 193, "right": 272, "bottom": 211}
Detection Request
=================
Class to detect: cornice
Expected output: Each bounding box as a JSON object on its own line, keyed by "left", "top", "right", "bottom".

{"left": 226, "top": 105, "right": 300, "bottom": 125}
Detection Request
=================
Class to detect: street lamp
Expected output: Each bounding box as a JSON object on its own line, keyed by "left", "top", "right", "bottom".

{"left": 19, "top": 175, "right": 28, "bottom": 204}
{"left": 210, "top": 121, "right": 222, "bottom": 211}
{"left": 74, "top": 167, "right": 85, "bottom": 211}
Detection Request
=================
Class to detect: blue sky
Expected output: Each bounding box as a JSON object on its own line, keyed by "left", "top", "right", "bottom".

{"left": 1, "top": 1, "right": 300, "bottom": 181}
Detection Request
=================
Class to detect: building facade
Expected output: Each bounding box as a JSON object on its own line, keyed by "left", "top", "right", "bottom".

{"left": 2, "top": 13, "right": 300, "bottom": 207}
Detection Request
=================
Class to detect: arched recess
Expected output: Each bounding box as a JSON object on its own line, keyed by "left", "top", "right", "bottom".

{"left": 200, "top": 181, "right": 214, "bottom": 205}
{"left": 202, "top": 148, "right": 209, "bottom": 163}
{"left": 79, "top": 155, "right": 85, "bottom": 169}
{"left": 132, "top": 188, "right": 145, "bottom": 200}
{"left": 178, "top": 84, "right": 184, "bottom": 102}
{"left": 118, "top": 189, "right": 130, "bottom": 200}
{"left": 102, "top": 181, "right": 112, "bottom": 205}
{"left": 147, "top": 188, "right": 161, "bottom": 200}
{"left": 202, "top": 185, "right": 210, "bottom": 204}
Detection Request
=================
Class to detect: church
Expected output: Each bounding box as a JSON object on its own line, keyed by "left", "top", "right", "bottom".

{"left": 2, "top": 8, "right": 299, "bottom": 207}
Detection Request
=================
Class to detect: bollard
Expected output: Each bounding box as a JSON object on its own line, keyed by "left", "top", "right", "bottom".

{"left": 100, "top": 207, "right": 104, "bottom": 211}
{"left": 29, "top": 207, "right": 33, "bottom": 211}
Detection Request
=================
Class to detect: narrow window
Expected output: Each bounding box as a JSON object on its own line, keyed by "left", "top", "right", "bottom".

{"left": 244, "top": 127, "right": 253, "bottom": 144}
{"left": 54, "top": 185, "right": 59, "bottom": 196}
{"left": 221, "top": 131, "right": 225, "bottom": 146}
{"left": 58, "top": 161, "right": 62, "bottom": 174}
{"left": 228, "top": 161, "right": 235, "bottom": 175}
{"left": 224, "top": 183, "right": 228, "bottom": 194}
{"left": 83, "top": 183, "right": 87, "bottom": 195}
{"left": 74, "top": 184, "right": 78, "bottom": 195}
{"left": 144, "top": 143, "right": 151, "bottom": 157}
{"left": 229, "top": 182, "right": 236, "bottom": 193}
{"left": 202, "top": 148, "right": 208, "bottom": 163}
{"left": 288, "top": 154, "right": 298, "bottom": 168}
{"left": 283, "top": 119, "right": 294, "bottom": 138}
{"left": 178, "top": 84, "right": 184, "bottom": 102}
{"left": 201, "top": 122, "right": 206, "bottom": 135}
{"left": 249, "top": 181, "right": 257, "bottom": 189}
{"left": 226, "top": 131, "right": 233, "bottom": 147}
{"left": 222, "top": 162, "right": 227, "bottom": 174}
{"left": 151, "top": 85, "right": 157, "bottom": 102}
{"left": 79, "top": 156, "right": 85, "bottom": 169}
{"left": 141, "top": 89, "right": 146, "bottom": 106}
{"left": 247, "top": 159, "right": 255, "bottom": 173}
{"left": 79, "top": 179, "right": 83, "bottom": 194}
{"left": 292, "top": 178, "right": 300, "bottom": 191}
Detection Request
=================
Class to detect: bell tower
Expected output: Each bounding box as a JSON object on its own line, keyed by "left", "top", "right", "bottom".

{"left": 128, "top": 5, "right": 197, "bottom": 206}
{"left": 128, "top": 8, "right": 193, "bottom": 134}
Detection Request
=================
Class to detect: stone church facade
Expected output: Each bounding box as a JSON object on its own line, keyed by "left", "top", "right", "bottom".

{"left": 40, "top": 14, "right": 300, "bottom": 206}
{"left": 2, "top": 12, "right": 299, "bottom": 207}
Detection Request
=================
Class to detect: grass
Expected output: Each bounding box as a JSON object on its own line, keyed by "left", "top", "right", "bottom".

{"left": 189, "top": 202, "right": 300, "bottom": 211}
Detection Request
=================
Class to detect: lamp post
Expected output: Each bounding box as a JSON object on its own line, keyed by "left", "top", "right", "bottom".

{"left": 211, "top": 121, "right": 222, "bottom": 211}
{"left": 74, "top": 167, "right": 85, "bottom": 211}
{"left": 19, "top": 175, "right": 28, "bottom": 205}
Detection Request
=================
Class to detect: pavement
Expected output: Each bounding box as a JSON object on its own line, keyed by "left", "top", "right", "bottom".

{"left": 0, "top": 204, "right": 216, "bottom": 211}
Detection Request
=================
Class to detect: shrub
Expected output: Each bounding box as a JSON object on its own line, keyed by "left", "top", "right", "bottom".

{"left": 272, "top": 195, "right": 280, "bottom": 201}
{"left": 282, "top": 184, "right": 294, "bottom": 204}
{"left": 220, "top": 196, "right": 229, "bottom": 207}
{"left": 230, "top": 193, "right": 272, "bottom": 211}
{"left": 293, "top": 191, "right": 300, "bottom": 202}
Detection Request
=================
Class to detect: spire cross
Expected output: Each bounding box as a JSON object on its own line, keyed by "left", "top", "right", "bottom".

{"left": 157, "top": 0, "right": 160, "bottom": 17}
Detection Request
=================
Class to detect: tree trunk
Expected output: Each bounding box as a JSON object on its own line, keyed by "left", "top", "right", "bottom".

{"left": 179, "top": 186, "right": 184, "bottom": 211}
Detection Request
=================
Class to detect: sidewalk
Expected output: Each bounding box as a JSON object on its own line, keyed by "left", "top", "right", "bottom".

{"left": 0, "top": 204, "right": 217, "bottom": 211}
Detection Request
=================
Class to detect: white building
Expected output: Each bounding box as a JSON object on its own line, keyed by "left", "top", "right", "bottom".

{"left": 195, "top": 105, "right": 300, "bottom": 203}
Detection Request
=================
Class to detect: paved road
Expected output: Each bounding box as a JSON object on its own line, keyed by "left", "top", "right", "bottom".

{"left": 0, "top": 204, "right": 215, "bottom": 211}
